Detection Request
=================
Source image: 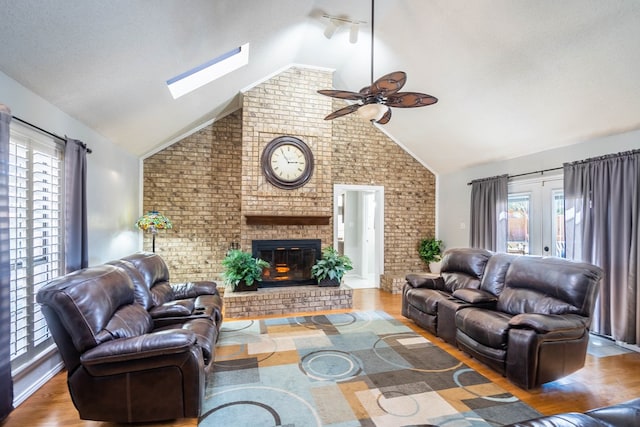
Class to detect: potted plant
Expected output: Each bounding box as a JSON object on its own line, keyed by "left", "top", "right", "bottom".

{"left": 418, "top": 237, "right": 444, "bottom": 274}
{"left": 222, "top": 249, "right": 270, "bottom": 292}
{"left": 311, "top": 246, "right": 353, "bottom": 287}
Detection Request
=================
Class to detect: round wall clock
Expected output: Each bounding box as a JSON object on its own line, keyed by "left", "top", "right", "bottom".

{"left": 261, "top": 136, "right": 314, "bottom": 189}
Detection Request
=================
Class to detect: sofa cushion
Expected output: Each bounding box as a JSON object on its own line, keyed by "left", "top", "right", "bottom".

{"left": 456, "top": 307, "right": 512, "bottom": 349}
{"left": 149, "top": 281, "right": 175, "bottom": 306}
{"left": 36, "top": 265, "right": 138, "bottom": 353}
{"left": 498, "top": 257, "right": 602, "bottom": 316}
{"left": 103, "top": 304, "right": 153, "bottom": 339}
{"left": 120, "top": 252, "right": 172, "bottom": 302}
{"left": 404, "top": 288, "right": 450, "bottom": 315}
{"left": 107, "top": 259, "right": 155, "bottom": 310}
{"left": 440, "top": 248, "right": 492, "bottom": 293}
{"left": 479, "top": 252, "right": 517, "bottom": 296}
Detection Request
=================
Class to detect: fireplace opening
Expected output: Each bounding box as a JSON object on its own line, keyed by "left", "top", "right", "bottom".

{"left": 252, "top": 239, "right": 321, "bottom": 287}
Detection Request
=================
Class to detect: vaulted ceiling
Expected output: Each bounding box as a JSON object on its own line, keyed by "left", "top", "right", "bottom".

{"left": 1, "top": 0, "right": 639, "bottom": 174}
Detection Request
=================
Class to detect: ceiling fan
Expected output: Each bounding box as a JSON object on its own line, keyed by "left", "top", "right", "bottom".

{"left": 317, "top": 0, "right": 438, "bottom": 124}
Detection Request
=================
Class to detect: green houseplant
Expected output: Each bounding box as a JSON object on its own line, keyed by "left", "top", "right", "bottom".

{"left": 222, "top": 249, "right": 270, "bottom": 292}
{"left": 418, "top": 237, "right": 444, "bottom": 273}
{"left": 311, "top": 246, "right": 353, "bottom": 287}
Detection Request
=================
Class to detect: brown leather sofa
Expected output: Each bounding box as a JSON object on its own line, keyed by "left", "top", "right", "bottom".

{"left": 403, "top": 248, "right": 603, "bottom": 389}
{"left": 36, "top": 253, "right": 223, "bottom": 423}
{"left": 504, "top": 398, "right": 640, "bottom": 426}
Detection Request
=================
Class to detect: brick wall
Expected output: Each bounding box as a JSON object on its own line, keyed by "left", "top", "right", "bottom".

{"left": 142, "top": 66, "right": 435, "bottom": 283}
{"left": 142, "top": 112, "right": 242, "bottom": 282}
{"left": 240, "top": 67, "right": 334, "bottom": 248}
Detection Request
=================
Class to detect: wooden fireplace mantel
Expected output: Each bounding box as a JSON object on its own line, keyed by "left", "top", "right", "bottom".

{"left": 245, "top": 215, "right": 331, "bottom": 225}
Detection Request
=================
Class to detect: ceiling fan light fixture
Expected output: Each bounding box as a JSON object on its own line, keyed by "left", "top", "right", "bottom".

{"left": 358, "top": 103, "right": 388, "bottom": 122}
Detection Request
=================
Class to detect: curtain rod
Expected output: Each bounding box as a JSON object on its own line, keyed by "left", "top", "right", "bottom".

{"left": 467, "top": 166, "right": 563, "bottom": 185}
{"left": 12, "top": 116, "right": 92, "bottom": 154}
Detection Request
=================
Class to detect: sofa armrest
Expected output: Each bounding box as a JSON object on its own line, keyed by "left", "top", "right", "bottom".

{"left": 81, "top": 329, "right": 197, "bottom": 366}
{"left": 149, "top": 299, "right": 195, "bottom": 318}
{"left": 171, "top": 281, "right": 219, "bottom": 299}
{"left": 405, "top": 273, "right": 443, "bottom": 290}
{"left": 586, "top": 398, "right": 640, "bottom": 426}
{"left": 452, "top": 288, "right": 497, "bottom": 305}
{"left": 509, "top": 313, "right": 588, "bottom": 335}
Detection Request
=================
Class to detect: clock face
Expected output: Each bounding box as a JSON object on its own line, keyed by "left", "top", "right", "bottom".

{"left": 261, "top": 136, "right": 314, "bottom": 189}
{"left": 270, "top": 144, "right": 307, "bottom": 182}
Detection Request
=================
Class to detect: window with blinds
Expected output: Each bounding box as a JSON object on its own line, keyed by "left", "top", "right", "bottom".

{"left": 8, "top": 124, "right": 64, "bottom": 373}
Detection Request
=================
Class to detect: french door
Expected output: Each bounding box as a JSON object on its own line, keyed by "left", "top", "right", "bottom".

{"left": 507, "top": 176, "right": 564, "bottom": 257}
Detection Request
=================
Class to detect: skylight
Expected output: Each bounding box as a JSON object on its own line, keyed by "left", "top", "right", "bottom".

{"left": 166, "top": 43, "right": 250, "bottom": 99}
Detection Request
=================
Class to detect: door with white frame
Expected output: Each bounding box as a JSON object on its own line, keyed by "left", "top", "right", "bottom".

{"left": 507, "top": 175, "right": 564, "bottom": 257}
{"left": 334, "top": 184, "right": 384, "bottom": 288}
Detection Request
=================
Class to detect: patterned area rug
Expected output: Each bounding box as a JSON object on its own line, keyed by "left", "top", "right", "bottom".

{"left": 200, "top": 311, "right": 541, "bottom": 427}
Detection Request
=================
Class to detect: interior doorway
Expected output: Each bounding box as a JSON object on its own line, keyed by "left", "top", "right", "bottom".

{"left": 333, "top": 184, "right": 384, "bottom": 288}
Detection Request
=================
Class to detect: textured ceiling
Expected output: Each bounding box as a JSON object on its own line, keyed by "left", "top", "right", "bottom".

{"left": 1, "top": 0, "right": 639, "bottom": 174}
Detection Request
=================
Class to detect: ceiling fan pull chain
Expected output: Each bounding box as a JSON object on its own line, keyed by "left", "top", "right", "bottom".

{"left": 371, "top": 0, "right": 375, "bottom": 86}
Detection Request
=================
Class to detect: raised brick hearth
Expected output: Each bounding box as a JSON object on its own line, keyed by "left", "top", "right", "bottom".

{"left": 222, "top": 285, "right": 353, "bottom": 318}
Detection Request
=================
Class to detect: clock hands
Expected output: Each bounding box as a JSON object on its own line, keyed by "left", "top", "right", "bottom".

{"left": 278, "top": 147, "right": 304, "bottom": 164}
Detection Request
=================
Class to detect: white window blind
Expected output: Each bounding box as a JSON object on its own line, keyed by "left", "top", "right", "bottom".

{"left": 8, "top": 124, "right": 64, "bottom": 372}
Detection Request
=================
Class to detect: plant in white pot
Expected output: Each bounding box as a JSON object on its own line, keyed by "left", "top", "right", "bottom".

{"left": 222, "top": 249, "right": 270, "bottom": 292}
{"left": 311, "top": 246, "right": 353, "bottom": 287}
{"left": 418, "top": 237, "right": 444, "bottom": 274}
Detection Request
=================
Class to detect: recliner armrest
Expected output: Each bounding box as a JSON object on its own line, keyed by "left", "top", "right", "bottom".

{"left": 509, "top": 313, "right": 588, "bottom": 335}
{"left": 405, "top": 273, "right": 444, "bottom": 290}
{"left": 452, "top": 288, "right": 497, "bottom": 305}
{"left": 171, "top": 281, "right": 219, "bottom": 299}
{"left": 80, "top": 329, "right": 197, "bottom": 366}
{"left": 586, "top": 397, "right": 640, "bottom": 425}
{"left": 149, "top": 299, "right": 195, "bottom": 318}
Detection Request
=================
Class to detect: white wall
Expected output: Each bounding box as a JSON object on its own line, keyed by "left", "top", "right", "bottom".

{"left": 1, "top": 70, "right": 141, "bottom": 405}
{"left": 438, "top": 130, "right": 640, "bottom": 249}
{"left": 1, "top": 71, "right": 140, "bottom": 264}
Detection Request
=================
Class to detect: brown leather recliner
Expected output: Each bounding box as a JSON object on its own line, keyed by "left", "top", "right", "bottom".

{"left": 455, "top": 256, "right": 603, "bottom": 389}
{"left": 36, "top": 265, "right": 209, "bottom": 423}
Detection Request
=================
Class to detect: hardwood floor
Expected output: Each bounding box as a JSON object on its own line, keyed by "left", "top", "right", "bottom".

{"left": 4, "top": 289, "right": 640, "bottom": 426}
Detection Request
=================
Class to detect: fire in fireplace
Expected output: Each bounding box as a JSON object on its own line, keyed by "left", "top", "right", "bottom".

{"left": 252, "top": 239, "right": 321, "bottom": 287}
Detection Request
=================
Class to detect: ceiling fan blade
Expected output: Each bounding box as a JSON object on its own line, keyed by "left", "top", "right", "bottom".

{"left": 369, "top": 71, "right": 407, "bottom": 96}
{"left": 317, "top": 89, "right": 364, "bottom": 101}
{"left": 324, "top": 104, "right": 361, "bottom": 120}
{"left": 386, "top": 92, "right": 438, "bottom": 108}
{"left": 376, "top": 107, "right": 392, "bottom": 124}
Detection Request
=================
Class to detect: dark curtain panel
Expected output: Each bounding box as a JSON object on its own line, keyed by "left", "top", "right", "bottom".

{"left": 64, "top": 138, "right": 89, "bottom": 273}
{"left": 564, "top": 150, "right": 640, "bottom": 344}
{"left": 0, "top": 105, "right": 14, "bottom": 420}
{"left": 470, "top": 174, "right": 508, "bottom": 252}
